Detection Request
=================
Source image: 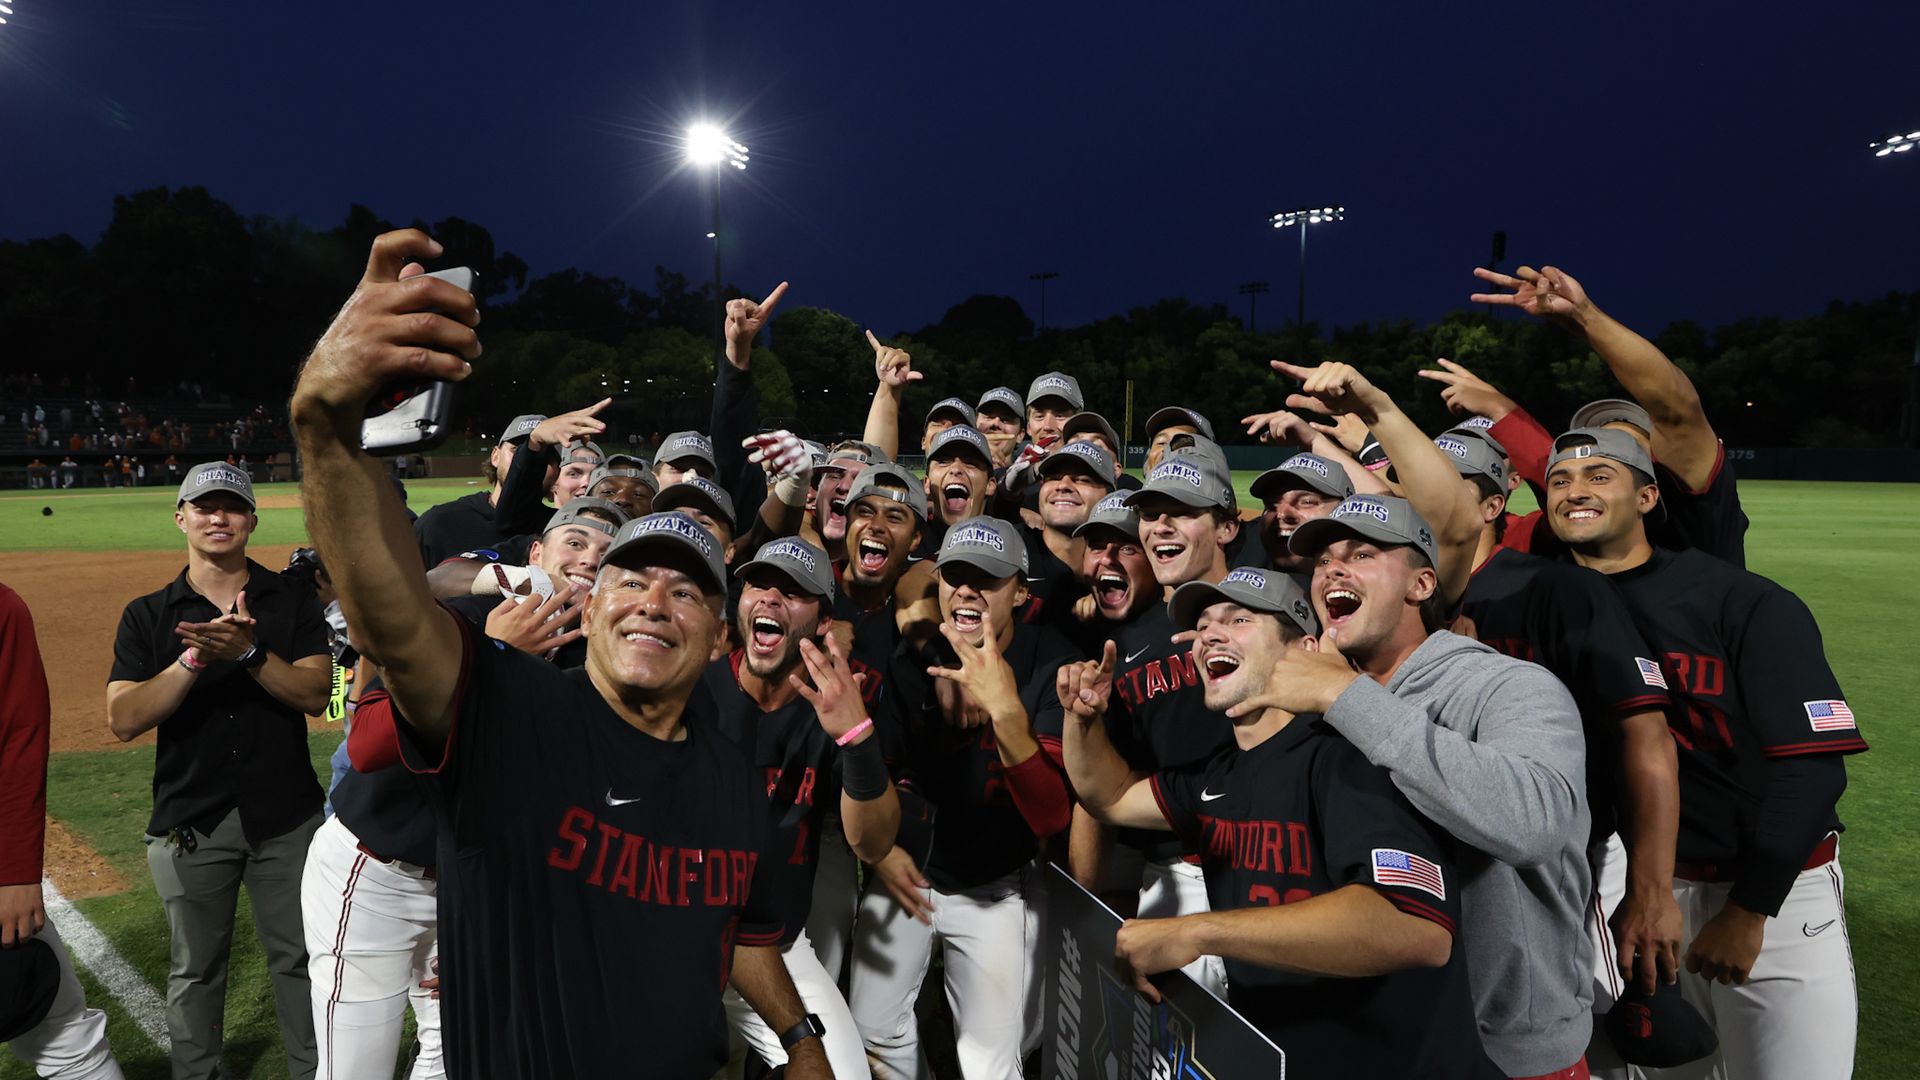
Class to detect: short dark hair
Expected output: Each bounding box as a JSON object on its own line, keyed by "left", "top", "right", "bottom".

{"left": 1402, "top": 546, "right": 1451, "bottom": 634}
{"left": 1627, "top": 465, "right": 1657, "bottom": 490}
{"left": 1470, "top": 475, "right": 1508, "bottom": 542}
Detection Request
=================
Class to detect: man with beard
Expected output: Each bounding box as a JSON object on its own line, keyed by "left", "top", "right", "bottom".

{"left": 974, "top": 387, "right": 1026, "bottom": 470}
{"left": 849, "top": 516, "right": 1078, "bottom": 1080}
{"left": 707, "top": 538, "right": 901, "bottom": 1078}
{"left": 1060, "top": 569, "right": 1501, "bottom": 1080}
{"left": 917, "top": 425, "right": 995, "bottom": 559}
{"left": 1247, "top": 451, "right": 1354, "bottom": 580}
{"left": 803, "top": 443, "right": 883, "bottom": 554}
{"left": 1285, "top": 494, "right": 1593, "bottom": 1079}
{"left": 1543, "top": 428, "right": 1865, "bottom": 1080}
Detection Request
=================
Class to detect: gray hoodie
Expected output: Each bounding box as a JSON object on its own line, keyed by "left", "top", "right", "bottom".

{"left": 1324, "top": 631, "right": 1593, "bottom": 1076}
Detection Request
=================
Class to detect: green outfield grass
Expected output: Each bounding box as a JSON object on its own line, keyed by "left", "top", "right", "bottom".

{"left": 5, "top": 478, "right": 1916, "bottom": 1079}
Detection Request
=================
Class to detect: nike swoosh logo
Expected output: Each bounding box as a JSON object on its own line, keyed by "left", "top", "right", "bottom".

{"left": 1803, "top": 919, "right": 1836, "bottom": 937}
{"left": 1200, "top": 790, "right": 1226, "bottom": 802}
{"left": 605, "top": 789, "right": 644, "bottom": 807}
{"left": 1124, "top": 646, "right": 1151, "bottom": 664}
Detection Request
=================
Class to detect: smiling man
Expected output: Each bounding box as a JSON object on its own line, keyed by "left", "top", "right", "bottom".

{"left": 1061, "top": 568, "right": 1501, "bottom": 1079}
{"left": 1287, "top": 494, "right": 1593, "bottom": 1079}
{"left": 918, "top": 425, "right": 995, "bottom": 558}
{"left": 288, "top": 231, "right": 825, "bottom": 1079}
{"left": 1247, "top": 451, "right": 1355, "bottom": 580}
{"left": 974, "top": 386, "right": 1026, "bottom": 469}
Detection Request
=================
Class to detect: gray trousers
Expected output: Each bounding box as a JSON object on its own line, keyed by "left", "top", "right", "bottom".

{"left": 145, "top": 808, "right": 322, "bottom": 1080}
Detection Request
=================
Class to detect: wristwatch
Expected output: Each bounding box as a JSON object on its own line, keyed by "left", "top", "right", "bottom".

{"left": 778, "top": 1013, "right": 825, "bottom": 1051}
{"left": 236, "top": 643, "right": 268, "bottom": 669}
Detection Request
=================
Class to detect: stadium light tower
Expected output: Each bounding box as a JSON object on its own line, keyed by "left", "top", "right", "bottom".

{"left": 685, "top": 122, "right": 749, "bottom": 362}
{"left": 1269, "top": 205, "right": 1344, "bottom": 364}
{"left": 1869, "top": 129, "right": 1920, "bottom": 157}
{"left": 0, "top": 2, "right": 12, "bottom": 26}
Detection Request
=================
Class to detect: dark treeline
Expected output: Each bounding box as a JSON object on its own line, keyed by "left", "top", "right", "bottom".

{"left": 3, "top": 186, "right": 1914, "bottom": 450}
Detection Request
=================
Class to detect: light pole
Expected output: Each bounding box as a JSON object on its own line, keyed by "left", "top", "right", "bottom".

{"left": 1029, "top": 271, "right": 1061, "bottom": 332}
{"left": 685, "top": 123, "right": 748, "bottom": 363}
{"left": 1237, "top": 281, "right": 1271, "bottom": 332}
{"left": 1870, "top": 129, "right": 1920, "bottom": 444}
{"left": 1269, "top": 205, "right": 1344, "bottom": 364}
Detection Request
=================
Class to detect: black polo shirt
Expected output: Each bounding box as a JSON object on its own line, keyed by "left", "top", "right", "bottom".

{"left": 110, "top": 560, "right": 328, "bottom": 843}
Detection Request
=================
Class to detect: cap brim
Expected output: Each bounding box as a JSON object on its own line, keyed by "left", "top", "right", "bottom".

{"left": 178, "top": 483, "right": 255, "bottom": 509}
{"left": 1167, "top": 581, "right": 1232, "bottom": 631}
{"left": 1124, "top": 483, "right": 1218, "bottom": 510}
{"left": 655, "top": 492, "right": 732, "bottom": 528}
{"left": 1249, "top": 469, "right": 1341, "bottom": 501}
{"left": 1288, "top": 513, "right": 1403, "bottom": 557}
{"left": 1072, "top": 517, "right": 1138, "bottom": 541}
{"left": 1037, "top": 459, "right": 1114, "bottom": 487}
{"left": 937, "top": 551, "right": 1024, "bottom": 580}
{"left": 604, "top": 533, "right": 726, "bottom": 596}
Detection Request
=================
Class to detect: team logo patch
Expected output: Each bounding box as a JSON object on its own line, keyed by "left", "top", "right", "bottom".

{"left": 1804, "top": 700, "right": 1856, "bottom": 732}
{"left": 1283, "top": 453, "right": 1330, "bottom": 478}
{"left": 1093, "top": 493, "right": 1131, "bottom": 516}
{"left": 933, "top": 427, "right": 989, "bottom": 456}
{"left": 195, "top": 467, "right": 249, "bottom": 490}
{"left": 1152, "top": 460, "right": 1206, "bottom": 488}
{"left": 1034, "top": 375, "right": 1072, "bottom": 393}
{"left": 632, "top": 512, "right": 715, "bottom": 557}
{"left": 1060, "top": 441, "right": 1104, "bottom": 464}
{"left": 1435, "top": 436, "right": 1471, "bottom": 459}
{"left": 981, "top": 388, "right": 1022, "bottom": 410}
{"left": 1336, "top": 497, "right": 1392, "bottom": 524}
{"left": 948, "top": 523, "right": 1007, "bottom": 552}
{"left": 1570, "top": 443, "right": 1598, "bottom": 459}
{"left": 1460, "top": 416, "right": 1495, "bottom": 429}
{"left": 1223, "top": 568, "right": 1268, "bottom": 590}
{"left": 761, "top": 540, "right": 819, "bottom": 573}
{"left": 1372, "top": 848, "right": 1446, "bottom": 900}
{"left": 1636, "top": 657, "right": 1669, "bottom": 689}
{"left": 933, "top": 397, "right": 971, "bottom": 414}
{"left": 681, "top": 477, "right": 725, "bottom": 499}
{"left": 671, "top": 434, "right": 713, "bottom": 456}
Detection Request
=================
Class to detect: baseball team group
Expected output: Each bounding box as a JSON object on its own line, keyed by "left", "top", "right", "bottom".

{"left": 0, "top": 229, "right": 1865, "bottom": 1079}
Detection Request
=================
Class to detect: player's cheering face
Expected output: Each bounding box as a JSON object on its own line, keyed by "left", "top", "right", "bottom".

{"left": 588, "top": 475, "right": 654, "bottom": 519}
{"left": 975, "top": 403, "right": 1024, "bottom": 463}
{"left": 1546, "top": 458, "right": 1658, "bottom": 548}
{"left": 736, "top": 571, "right": 828, "bottom": 679}
{"left": 1310, "top": 538, "right": 1435, "bottom": 661}
{"left": 927, "top": 449, "right": 990, "bottom": 526}
{"left": 936, "top": 562, "right": 1028, "bottom": 648}
{"left": 1134, "top": 496, "right": 1235, "bottom": 588}
{"left": 1038, "top": 466, "right": 1107, "bottom": 532}
{"left": 1027, "top": 403, "right": 1073, "bottom": 445}
{"left": 530, "top": 523, "right": 615, "bottom": 594}
{"left": 176, "top": 494, "right": 257, "bottom": 557}
{"left": 813, "top": 462, "right": 867, "bottom": 545}
{"left": 1191, "top": 601, "right": 1304, "bottom": 716}
{"left": 846, "top": 492, "right": 919, "bottom": 587}
{"left": 1263, "top": 489, "right": 1339, "bottom": 572}
{"left": 583, "top": 560, "right": 725, "bottom": 693}
{"left": 1080, "top": 534, "right": 1154, "bottom": 621}
{"left": 554, "top": 456, "right": 597, "bottom": 507}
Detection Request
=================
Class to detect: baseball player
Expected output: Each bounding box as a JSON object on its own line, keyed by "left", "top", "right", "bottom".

{"left": 1543, "top": 428, "right": 1866, "bottom": 1080}
{"left": 921, "top": 397, "right": 978, "bottom": 452}
{"left": 1, "top": 582, "right": 125, "bottom": 1080}
{"left": 849, "top": 516, "right": 1079, "bottom": 1079}
{"left": 803, "top": 442, "right": 883, "bottom": 554}
{"left": 973, "top": 386, "right": 1026, "bottom": 469}
{"left": 706, "top": 537, "right": 902, "bottom": 1077}
{"left": 411, "top": 413, "right": 548, "bottom": 567}
{"left": 1246, "top": 451, "right": 1355, "bottom": 580}
{"left": 1140, "top": 405, "right": 1213, "bottom": 474}
{"left": 1060, "top": 568, "right": 1502, "bottom": 1079}
{"left": 1013, "top": 439, "right": 1111, "bottom": 625}
{"left": 652, "top": 430, "right": 718, "bottom": 486}
{"left": 1059, "top": 411, "right": 1138, "bottom": 489}
{"left": 1072, "top": 493, "right": 1155, "bottom": 629}
{"left": 290, "top": 231, "right": 826, "bottom": 1077}
{"left": 583, "top": 461, "right": 657, "bottom": 520}
{"left": 917, "top": 425, "right": 995, "bottom": 558}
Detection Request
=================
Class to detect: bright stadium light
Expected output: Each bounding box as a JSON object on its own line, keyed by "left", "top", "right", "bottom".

{"left": 685, "top": 123, "right": 748, "bottom": 171}
{"left": 1267, "top": 204, "right": 1346, "bottom": 363}
{"left": 1869, "top": 130, "right": 1920, "bottom": 158}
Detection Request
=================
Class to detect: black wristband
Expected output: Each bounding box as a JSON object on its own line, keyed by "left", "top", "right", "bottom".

{"left": 238, "top": 643, "right": 268, "bottom": 669}
{"left": 839, "top": 733, "right": 890, "bottom": 801}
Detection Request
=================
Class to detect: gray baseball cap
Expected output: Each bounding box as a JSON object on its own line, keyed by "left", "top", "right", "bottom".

{"left": 845, "top": 462, "right": 930, "bottom": 520}
{"left": 1126, "top": 455, "right": 1238, "bottom": 514}
{"left": 1061, "top": 411, "right": 1123, "bottom": 456}
{"left": 1289, "top": 494, "right": 1439, "bottom": 567}
{"left": 1250, "top": 453, "right": 1354, "bottom": 502}
{"left": 562, "top": 439, "right": 607, "bottom": 467}
{"left": 1443, "top": 425, "right": 1509, "bottom": 461}
{"left": 1170, "top": 566, "right": 1318, "bottom": 637}
{"left": 925, "top": 397, "right": 978, "bottom": 428}
{"left": 817, "top": 441, "right": 886, "bottom": 475}
{"left": 657, "top": 431, "right": 717, "bottom": 471}
{"left": 1026, "top": 371, "right": 1084, "bottom": 411}
{"left": 1452, "top": 415, "right": 1497, "bottom": 433}
{"left": 1571, "top": 398, "right": 1654, "bottom": 437}
{"left": 1145, "top": 406, "right": 1215, "bottom": 441}
{"left": 977, "top": 386, "right": 1025, "bottom": 419}
{"left": 1549, "top": 427, "right": 1655, "bottom": 479}
{"left": 1073, "top": 491, "right": 1142, "bottom": 542}
{"left": 653, "top": 476, "right": 737, "bottom": 531}
{"left": 601, "top": 511, "right": 728, "bottom": 596}
{"left": 1390, "top": 433, "right": 1507, "bottom": 487}
{"left": 1166, "top": 433, "right": 1232, "bottom": 478}
{"left": 604, "top": 452, "right": 649, "bottom": 470}
{"left": 588, "top": 464, "right": 659, "bottom": 494}
{"left": 176, "top": 462, "right": 255, "bottom": 508}
{"left": 499, "top": 414, "right": 546, "bottom": 445}
{"left": 926, "top": 425, "right": 993, "bottom": 467}
{"left": 936, "top": 516, "right": 1029, "bottom": 580}
{"left": 736, "top": 537, "right": 836, "bottom": 599}
{"left": 1036, "top": 440, "right": 1117, "bottom": 490}
{"left": 542, "top": 497, "right": 629, "bottom": 538}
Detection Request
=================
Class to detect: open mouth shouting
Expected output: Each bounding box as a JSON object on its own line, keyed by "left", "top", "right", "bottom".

{"left": 1201, "top": 648, "right": 1242, "bottom": 682}
{"left": 1094, "top": 570, "right": 1132, "bottom": 615}
{"left": 949, "top": 604, "right": 985, "bottom": 636}
{"left": 1321, "top": 587, "right": 1363, "bottom": 627}
{"left": 856, "top": 535, "right": 891, "bottom": 576}
{"left": 747, "top": 611, "right": 788, "bottom": 658}
{"left": 1151, "top": 539, "right": 1188, "bottom": 567}
{"left": 940, "top": 482, "right": 972, "bottom": 518}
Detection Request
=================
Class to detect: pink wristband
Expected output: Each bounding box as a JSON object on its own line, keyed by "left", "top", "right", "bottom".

{"left": 835, "top": 717, "right": 875, "bottom": 747}
{"left": 178, "top": 647, "right": 208, "bottom": 672}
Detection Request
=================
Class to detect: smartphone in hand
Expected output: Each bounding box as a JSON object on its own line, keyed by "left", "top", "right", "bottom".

{"left": 359, "top": 266, "right": 475, "bottom": 454}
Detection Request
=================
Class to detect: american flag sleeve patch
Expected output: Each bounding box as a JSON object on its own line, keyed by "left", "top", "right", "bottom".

{"left": 1636, "top": 657, "right": 1669, "bottom": 689}
{"left": 1372, "top": 848, "right": 1445, "bottom": 901}
{"left": 1804, "top": 700, "right": 1856, "bottom": 732}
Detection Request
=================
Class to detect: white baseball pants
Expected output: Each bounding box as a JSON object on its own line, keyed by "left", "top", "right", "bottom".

{"left": 300, "top": 814, "right": 443, "bottom": 1080}
{"left": 1649, "top": 847, "right": 1855, "bottom": 1080}
{"left": 3, "top": 912, "right": 124, "bottom": 1080}
{"left": 1137, "top": 856, "right": 1227, "bottom": 999}
{"left": 805, "top": 817, "right": 859, "bottom": 988}
{"left": 1585, "top": 832, "right": 1641, "bottom": 1080}
{"left": 718, "top": 929, "right": 867, "bottom": 1078}
{"left": 849, "top": 870, "right": 1030, "bottom": 1079}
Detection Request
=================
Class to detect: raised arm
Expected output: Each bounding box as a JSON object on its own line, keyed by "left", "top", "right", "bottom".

{"left": 1472, "top": 265, "right": 1721, "bottom": 489}
{"left": 289, "top": 230, "right": 476, "bottom": 741}
{"left": 862, "top": 330, "right": 920, "bottom": 460}
{"left": 793, "top": 636, "right": 900, "bottom": 864}
{"left": 713, "top": 282, "right": 788, "bottom": 502}
{"left": 1056, "top": 642, "right": 1166, "bottom": 831}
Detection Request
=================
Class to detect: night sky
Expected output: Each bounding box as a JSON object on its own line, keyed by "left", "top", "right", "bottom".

{"left": 4, "top": 1, "right": 1919, "bottom": 341}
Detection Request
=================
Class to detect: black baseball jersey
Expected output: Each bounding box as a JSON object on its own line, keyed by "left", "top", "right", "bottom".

{"left": 396, "top": 619, "right": 782, "bottom": 1078}
{"left": 881, "top": 622, "right": 1077, "bottom": 891}
{"left": 1017, "top": 524, "right": 1090, "bottom": 631}
{"left": 826, "top": 562, "right": 895, "bottom": 712}
{"left": 1606, "top": 548, "right": 1867, "bottom": 866}
{"left": 1106, "top": 602, "right": 1235, "bottom": 862}
{"left": 1152, "top": 718, "right": 1500, "bottom": 1079}
{"left": 1463, "top": 547, "right": 1673, "bottom": 841}
{"left": 699, "top": 652, "right": 857, "bottom": 945}
{"left": 911, "top": 515, "right": 948, "bottom": 562}
{"left": 1652, "top": 445, "right": 1748, "bottom": 568}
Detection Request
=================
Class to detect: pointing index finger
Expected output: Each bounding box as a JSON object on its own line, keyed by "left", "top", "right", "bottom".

{"left": 758, "top": 281, "right": 790, "bottom": 318}
{"left": 1097, "top": 638, "right": 1116, "bottom": 675}
{"left": 1269, "top": 360, "right": 1314, "bottom": 381}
